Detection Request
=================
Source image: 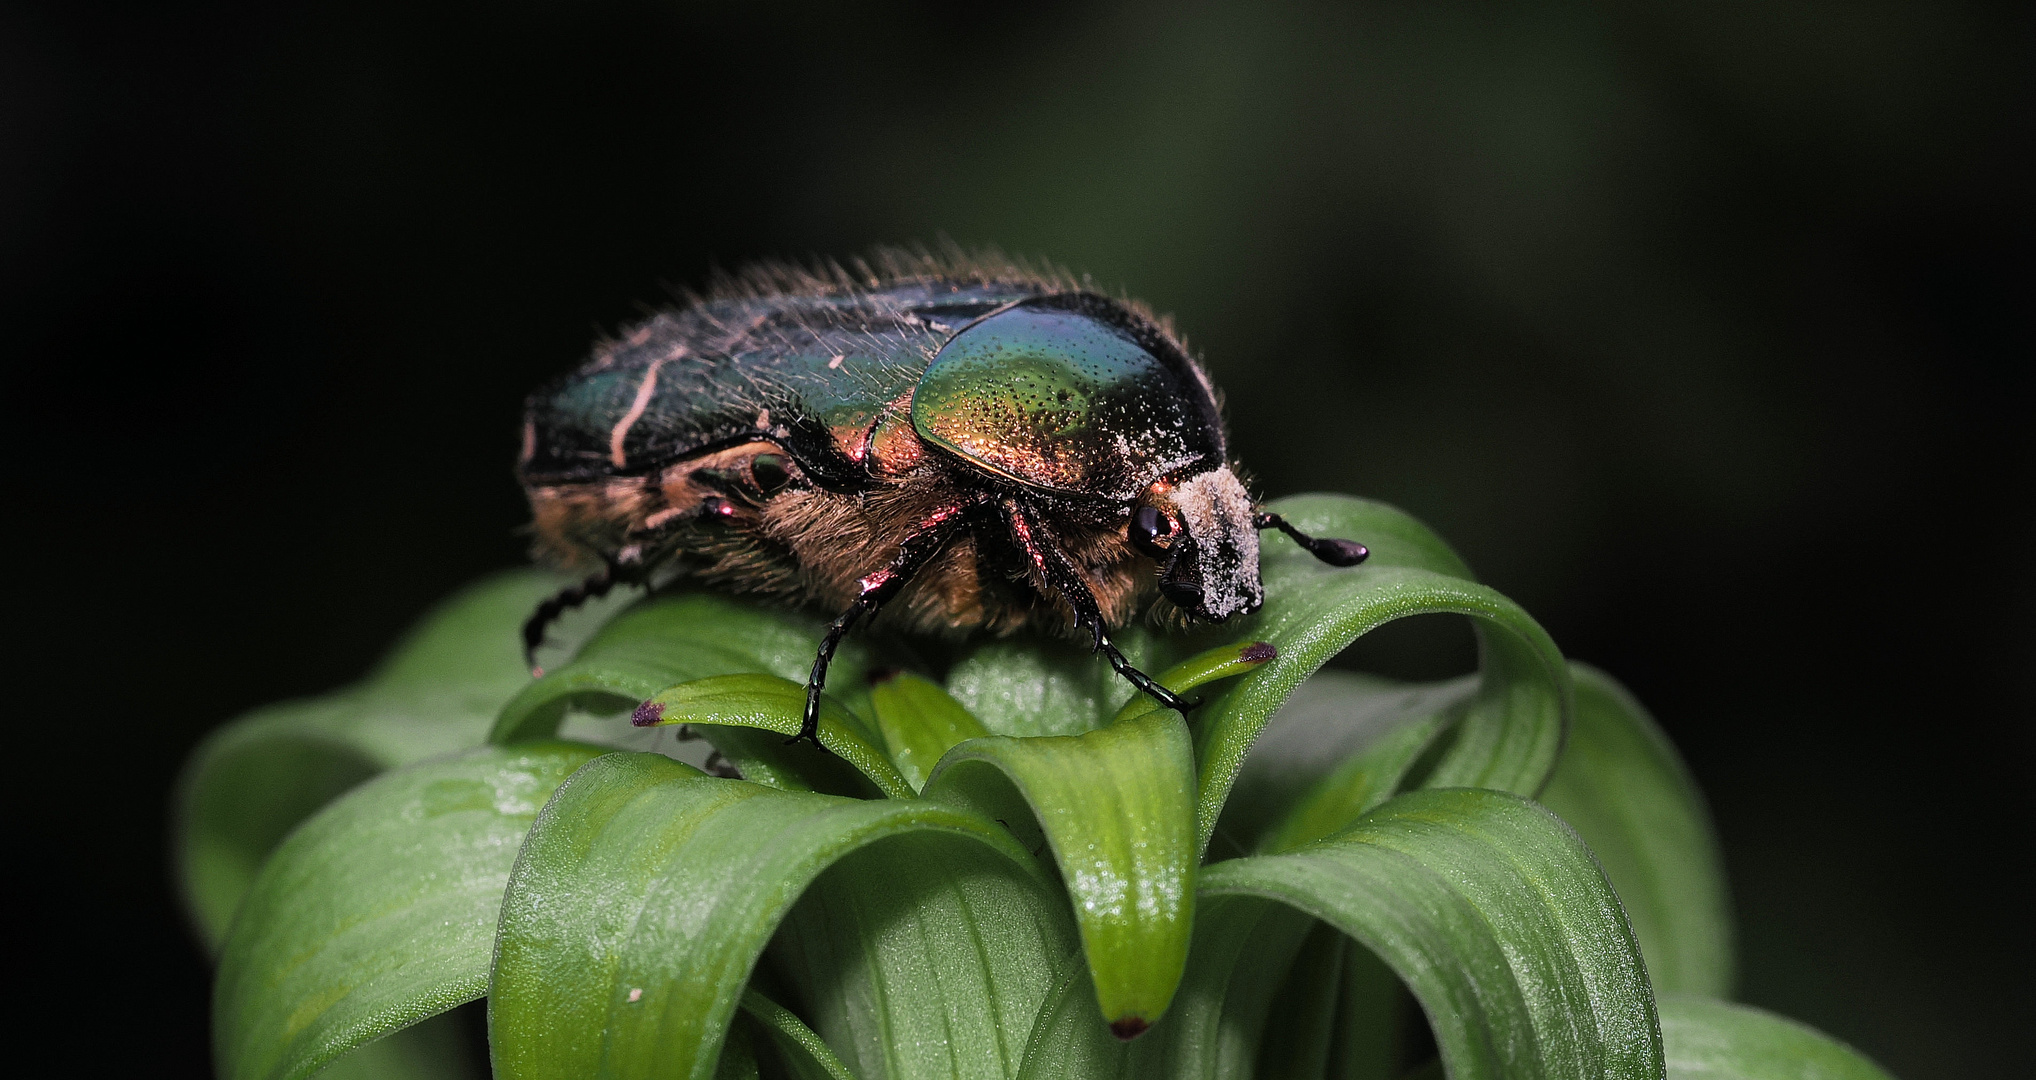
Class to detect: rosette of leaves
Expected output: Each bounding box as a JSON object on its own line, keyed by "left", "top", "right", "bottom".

{"left": 178, "top": 496, "right": 1895, "bottom": 1080}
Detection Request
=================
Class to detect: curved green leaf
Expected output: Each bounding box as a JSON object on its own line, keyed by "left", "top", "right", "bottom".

{"left": 1184, "top": 495, "right": 1572, "bottom": 855}
{"left": 924, "top": 713, "right": 1198, "bottom": 1035}
{"left": 1251, "top": 919, "right": 1349, "bottom": 1080}
{"left": 1013, "top": 951, "right": 1129, "bottom": 1080}
{"left": 490, "top": 591, "right": 874, "bottom": 745}
{"left": 178, "top": 707, "right": 386, "bottom": 950}
{"left": 769, "top": 830, "right": 1079, "bottom": 1080}
{"left": 718, "top": 1020, "right": 764, "bottom": 1080}
{"left": 868, "top": 671, "right": 993, "bottom": 791}
{"left": 1656, "top": 995, "right": 1892, "bottom": 1080}
{"left": 634, "top": 673, "right": 912, "bottom": 798}
{"left": 944, "top": 634, "right": 1150, "bottom": 738}
{"left": 312, "top": 1012, "right": 481, "bottom": 1080}
{"left": 1199, "top": 788, "right": 1662, "bottom": 1080}
{"left": 1013, "top": 899, "right": 1319, "bottom": 1080}
{"left": 1128, "top": 898, "right": 1318, "bottom": 1078}
{"left": 490, "top": 592, "right": 884, "bottom": 798}
{"left": 1217, "top": 671, "right": 1476, "bottom": 856}
{"left": 175, "top": 571, "right": 613, "bottom": 948}
{"left": 212, "top": 741, "right": 604, "bottom": 1080}
{"left": 1325, "top": 940, "right": 1421, "bottom": 1080}
{"left": 1111, "top": 641, "right": 1279, "bottom": 725}
{"left": 488, "top": 752, "right": 1047, "bottom": 1080}
{"left": 740, "top": 990, "right": 860, "bottom": 1080}
{"left": 1539, "top": 665, "right": 1734, "bottom": 997}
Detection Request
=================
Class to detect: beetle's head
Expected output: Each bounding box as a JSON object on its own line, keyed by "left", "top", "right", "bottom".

{"left": 1128, "top": 466, "right": 1263, "bottom": 623}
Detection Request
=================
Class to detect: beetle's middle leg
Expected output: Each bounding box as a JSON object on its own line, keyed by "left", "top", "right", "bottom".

{"left": 999, "top": 499, "right": 1195, "bottom": 719}
{"left": 795, "top": 503, "right": 971, "bottom": 749}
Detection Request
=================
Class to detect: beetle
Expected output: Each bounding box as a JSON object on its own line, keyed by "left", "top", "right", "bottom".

{"left": 517, "top": 252, "right": 1368, "bottom": 747}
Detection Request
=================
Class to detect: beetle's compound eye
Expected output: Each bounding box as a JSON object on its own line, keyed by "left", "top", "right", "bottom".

{"left": 1129, "top": 505, "right": 1179, "bottom": 560}
{"left": 750, "top": 453, "right": 792, "bottom": 497}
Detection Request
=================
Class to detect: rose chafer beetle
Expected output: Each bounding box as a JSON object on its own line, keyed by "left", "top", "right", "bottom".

{"left": 518, "top": 253, "right": 1368, "bottom": 746}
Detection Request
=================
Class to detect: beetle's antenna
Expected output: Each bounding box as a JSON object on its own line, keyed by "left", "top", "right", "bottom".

{"left": 1253, "top": 512, "right": 1370, "bottom": 567}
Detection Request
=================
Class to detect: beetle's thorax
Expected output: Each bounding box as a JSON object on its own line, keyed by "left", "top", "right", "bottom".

{"left": 1162, "top": 467, "right": 1263, "bottom": 622}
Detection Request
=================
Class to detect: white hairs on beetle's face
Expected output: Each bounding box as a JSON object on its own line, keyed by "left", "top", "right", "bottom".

{"left": 1171, "top": 466, "right": 1262, "bottom": 620}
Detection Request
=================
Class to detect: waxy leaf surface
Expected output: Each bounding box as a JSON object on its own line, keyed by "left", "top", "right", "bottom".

{"left": 867, "top": 672, "right": 992, "bottom": 791}
{"left": 634, "top": 672, "right": 912, "bottom": 798}
{"left": 212, "top": 742, "right": 603, "bottom": 1080}
{"left": 178, "top": 571, "right": 612, "bottom": 947}
{"left": 1539, "top": 666, "right": 1734, "bottom": 997}
{"left": 925, "top": 711, "right": 1199, "bottom": 1034}
{"left": 1655, "top": 995, "right": 1892, "bottom": 1080}
{"left": 1217, "top": 670, "right": 1475, "bottom": 856}
{"left": 739, "top": 990, "right": 860, "bottom": 1080}
{"left": 770, "top": 831, "right": 1079, "bottom": 1080}
{"left": 1198, "top": 788, "right": 1662, "bottom": 1080}
{"left": 488, "top": 752, "right": 1045, "bottom": 1080}
{"left": 491, "top": 591, "right": 874, "bottom": 735}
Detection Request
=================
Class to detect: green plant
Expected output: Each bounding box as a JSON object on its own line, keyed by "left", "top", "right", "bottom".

{"left": 177, "top": 495, "right": 1894, "bottom": 1080}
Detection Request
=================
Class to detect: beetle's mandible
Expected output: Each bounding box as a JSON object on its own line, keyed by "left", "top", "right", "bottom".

{"left": 517, "top": 251, "right": 1369, "bottom": 747}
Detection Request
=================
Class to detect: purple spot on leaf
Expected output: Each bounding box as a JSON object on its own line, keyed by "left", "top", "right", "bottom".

{"left": 1240, "top": 641, "right": 1277, "bottom": 664}
{"left": 631, "top": 700, "right": 666, "bottom": 727}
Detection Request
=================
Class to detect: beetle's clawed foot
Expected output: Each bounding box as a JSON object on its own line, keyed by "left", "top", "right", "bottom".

{"left": 1253, "top": 512, "right": 1370, "bottom": 567}
{"left": 788, "top": 688, "right": 835, "bottom": 754}
{"left": 783, "top": 728, "right": 830, "bottom": 753}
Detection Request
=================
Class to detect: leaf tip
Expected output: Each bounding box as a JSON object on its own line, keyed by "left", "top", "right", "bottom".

{"left": 1107, "top": 1016, "right": 1150, "bottom": 1041}
{"left": 631, "top": 699, "right": 666, "bottom": 727}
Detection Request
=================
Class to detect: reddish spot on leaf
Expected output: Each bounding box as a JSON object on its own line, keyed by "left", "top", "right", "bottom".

{"left": 1108, "top": 1016, "right": 1150, "bottom": 1040}
{"left": 631, "top": 700, "right": 666, "bottom": 727}
{"left": 1240, "top": 641, "right": 1277, "bottom": 664}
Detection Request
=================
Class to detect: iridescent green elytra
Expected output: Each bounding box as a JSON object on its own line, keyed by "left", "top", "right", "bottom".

{"left": 913, "top": 294, "right": 1224, "bottom": 500}
{"left": 518, "top": 254, "right": 1368, "bottom": 745}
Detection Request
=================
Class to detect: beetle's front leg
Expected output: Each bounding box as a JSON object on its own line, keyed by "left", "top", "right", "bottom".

{"left": 1000, "top": 499, "right": 1196, "bottom": 718}
{"left": 795, "top": 503, "right": 971, "bottom": 749}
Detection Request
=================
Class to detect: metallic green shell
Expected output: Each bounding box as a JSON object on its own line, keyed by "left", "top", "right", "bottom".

{"left": 521, "top": 282, "right": 1224, "bottom": 502}
{"left": 911, "top": 295, "right": 1226, "bottom": 500}
{"left": 519, "top": 281, "right": 1039, "bottom": 490}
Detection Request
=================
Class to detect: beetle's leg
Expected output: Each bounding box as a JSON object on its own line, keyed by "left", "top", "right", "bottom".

{"left": 528, "top": 498, "right": 736, "bottom": 674}
{"left": 522, "top": 564, "right": 625, "bottom": 677}
{"left": 795, "top": 503, "right": 971, "bottom": 749}
{"left": 1252, "top": 512, "right": 1370, "bottom": 567}
{"left": 1000, "top": 499, "right": 1196, "bottom": 718}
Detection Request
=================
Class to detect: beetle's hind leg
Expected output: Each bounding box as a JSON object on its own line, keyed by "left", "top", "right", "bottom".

{"left": 795, "top": 504, "right": 972, "bottom": 749}
{"left": 1253, "top": 511, "right": 1370, "bottom": 567}
{"left": 1000, "top": 499, "right": 1196, "bottom": 718}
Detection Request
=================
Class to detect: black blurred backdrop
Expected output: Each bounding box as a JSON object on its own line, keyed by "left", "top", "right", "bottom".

{"left": 6, "top": 2, "right": 2029, "bottom": 1077}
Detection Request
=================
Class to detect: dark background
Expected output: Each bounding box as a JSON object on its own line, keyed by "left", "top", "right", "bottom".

{"left": 6, "top": 2, "right": 2028, "bottom": 1077}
